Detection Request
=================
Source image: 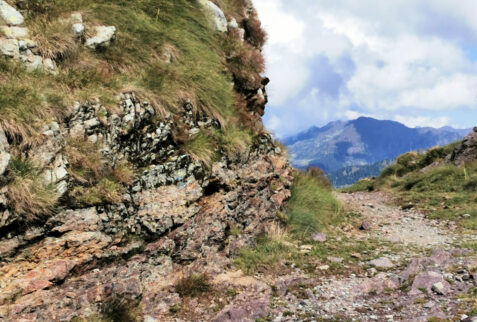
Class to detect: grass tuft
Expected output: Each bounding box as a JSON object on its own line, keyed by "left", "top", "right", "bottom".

{"left": 6, "top": 157, "right": 58, "bottom": 223}
{"left": 287, "top": 170, "right": 342, "bottom": 240}
{"left": 175, "top": 274, "right": 211, "bottom": 297}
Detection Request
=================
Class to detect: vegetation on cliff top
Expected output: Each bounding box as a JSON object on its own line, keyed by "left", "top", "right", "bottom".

{"left": 1, "top": 0, "right": 265, "bottom": 144}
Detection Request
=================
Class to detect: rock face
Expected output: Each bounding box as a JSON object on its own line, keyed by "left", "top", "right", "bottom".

{"left": 0, "top": 1, "right": 290, "bottom": 320}
{"left": 447, "top": 129, "right": 477, "bottom": 165}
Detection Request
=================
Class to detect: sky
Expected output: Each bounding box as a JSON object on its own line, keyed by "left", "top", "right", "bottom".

{"left": 252, "top": 0, "right": 477, "bottom": 138}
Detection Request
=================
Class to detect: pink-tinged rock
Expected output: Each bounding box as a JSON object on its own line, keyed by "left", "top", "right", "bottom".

{"left": 361, "top": 273, "right": 399, "bottom": 294}
{"left": 213, "top": 297, "right": 269, "bottom": 322}
{"left": 22, "top": 279, "right": 52, "bottom": 295}
{"left": 311, "top": 232, "right": 326, "bottom": 242}
{"left": 270, "top": 191, "right": 290, "bottom": 208}
{"left": 43, "top": 260, "right": 73, "bottom": 282}
{"left": 50, "top": 208, "right": 102, "bottom": 233}
{"left": 360, "top": 221, "right": 371, "bottom": 231}
{"left": 428, "top": 248, "right": 451, "bottom": 267}
{"left": 410, "top": 271, "right": 450, "bottom": 296}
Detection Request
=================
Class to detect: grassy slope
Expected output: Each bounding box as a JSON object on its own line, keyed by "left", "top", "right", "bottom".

{"left": 343, "top": 143, "right": 477, "bottom": 231}
{"left": 2, "top": 0, "right": 226, "bottom": 138}
{"left": 1, "top": 0, "right": 266, "bottom": 220}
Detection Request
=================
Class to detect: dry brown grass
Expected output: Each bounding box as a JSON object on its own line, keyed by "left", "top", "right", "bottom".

{"left": 6, "top": 157, "right": 58, "bottom": 223}
{"left": 243, "top": 12, "right": 267, "bottom": 48}
{"left": 29, "top": 16, "right": 78, "bottom": 60}
{"left": 225, "top": 40, "right": 265, "bottom": 91}
{"left": 7, "top": 178, "right": 58, "bottom": 222}
{"left": 175, "top": 274, "right": 211, "bottom": 297}
{"left": 65, "top": 138, "right": 104, "bottom": 184}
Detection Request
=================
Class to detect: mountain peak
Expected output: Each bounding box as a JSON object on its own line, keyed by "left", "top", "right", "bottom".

{"left": 283, "top": 117, "right": 470, "bottom": 183}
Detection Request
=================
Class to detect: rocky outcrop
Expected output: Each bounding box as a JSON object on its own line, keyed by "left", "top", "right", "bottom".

{"left": 0, "top": 1, "right": 288, "bottom": 320}
{"left": 447, "top": 129, "right": 477, "bottom": 165}
{"left": 0, "top": 141, "right": 292, "bottom": 320}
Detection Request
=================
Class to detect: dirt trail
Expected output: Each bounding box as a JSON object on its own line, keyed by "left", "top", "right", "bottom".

{"left": 338, "top": 191, "right": 458, "bottom": 248}
{"left": 265, "top": 191, "right": 477, "bottom": 321}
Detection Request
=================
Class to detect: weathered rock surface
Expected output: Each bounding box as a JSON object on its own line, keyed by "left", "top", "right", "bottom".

{"left": 0, "top": 0, "right": 24, "bottom": 25}
{"left": 199, "top": 0, "right": 228, "bottom": 32}
{"left": 0, "top": 125, "right": 10, "bottom": 176}
{"left": 85, "top": 25, "right": 116, "bottom": 48}
{"left": 447, "top": 129, "right": 477, "bottom": 165}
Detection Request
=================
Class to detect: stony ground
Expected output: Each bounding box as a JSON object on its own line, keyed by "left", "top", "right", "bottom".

{"left": 245, "top": 191, "right": 477, "bottom": 322}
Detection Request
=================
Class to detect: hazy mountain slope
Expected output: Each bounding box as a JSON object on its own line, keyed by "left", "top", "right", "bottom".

{"left": 284, "top": 117, "right": 469, "bottom": 174}
{"left": 328, "top": 159, "right": 393, "bottom": 187}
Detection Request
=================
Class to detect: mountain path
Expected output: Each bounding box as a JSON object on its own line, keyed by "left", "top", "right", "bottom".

{"left": 338, "top": 191, "right": 460, "bottom": 248}
{"left": 264, "top": 191, "right": 477, "bottom": 321}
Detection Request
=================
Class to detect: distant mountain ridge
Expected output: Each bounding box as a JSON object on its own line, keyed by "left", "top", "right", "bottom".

{"left": 283, "top": 117, "right": 471, "bottom": 185}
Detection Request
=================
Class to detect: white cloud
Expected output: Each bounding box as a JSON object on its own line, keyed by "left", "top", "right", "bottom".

{"left": 253, "top": 0, "right": 477, "bottom": 137}
{"left": 393, "top": 115, "right": 451, "bottom": 128}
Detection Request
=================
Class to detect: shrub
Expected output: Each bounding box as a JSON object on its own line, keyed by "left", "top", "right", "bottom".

{"left": 243, "top": 12, "right": 267, "bottom": 48}
{"left": 175, "top": 274, "right": 211, "bottom": 297}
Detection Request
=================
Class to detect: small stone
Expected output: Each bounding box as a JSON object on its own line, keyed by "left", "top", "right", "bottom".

{"left": 85, "top": 26, "right": 116, "bottom": 49}
{"left": 423, "top": 301, "right": 435, "bottom": 309}
{"left": 462, "top": 214, "right": 471, "bottom": 218}
{"left": 84, "top": 118, "right": 100, "bottom": 129}
{"left": 199, "top": 0, "right": 227, "bottom": 32}
{"left": 72, "top": 23, "right": 85, "bottom": 35}
{"left": 367, "top": 267, "right": 378, "bottom": 277}
{"left": 228, "top": 18, "right": 239, "bottom": 29}
{"left": 0, "top": 26, "right": 29, "bottom": 39}
{"left": 0, "top": 0, "right": 24, "bottom": 25}
{"left": 42, "top": 58, "right": 56, "bottom": 71}
{"left": 318, "top": 265, "right": 330, "bottom": 271}
{"left": 327, "top": 256, "right": 344, "bottom": 263}
{"left": 431, "top": 282, "right": 445, "bottom": 295}
{"left": 0, "top": 38, "right": 19, "bottom": 57}
{"left": 360, "top": 221, "right": 371, "bottom": 231}
{"left": 311, "top": 232, "right": 326, "bottom": 242}
{"left": 299, "top": 244, "right": 313, "bottom": 253}
{"left": 369, "top": 257, "right": 394, "bottom": 269}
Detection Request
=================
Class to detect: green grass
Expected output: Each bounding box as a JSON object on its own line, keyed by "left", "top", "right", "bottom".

{"left": 287, "top": 171, "right": 343, "bottom": 239}
{"left": 183, "top": 133, "right": 216, "bottom": 165}
{"left": 235, "top": 236, "right": 297, "bottom": 274}
{"left": 235, "top": 171, "right": 351, "bottom": 274}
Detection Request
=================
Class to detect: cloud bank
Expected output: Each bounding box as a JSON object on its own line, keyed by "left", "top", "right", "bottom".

{"left": 253, "top": 0, "right": 477, "bottom": 137}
